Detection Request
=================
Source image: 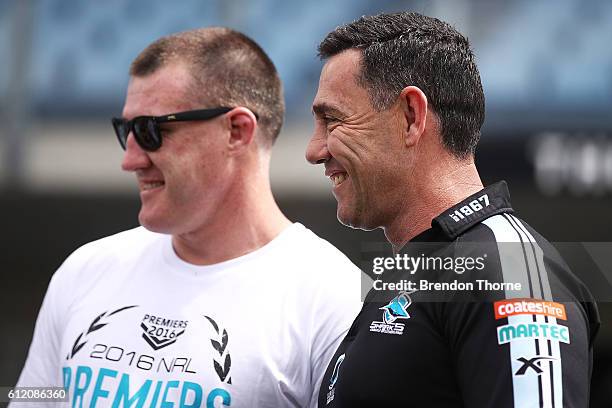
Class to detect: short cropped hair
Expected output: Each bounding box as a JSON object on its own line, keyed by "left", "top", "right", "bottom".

{"left": 131, "top": 27, "right": 284, "bottom": 145}
{"left": 318, "top": 12, "right": 485, "bottom": 158}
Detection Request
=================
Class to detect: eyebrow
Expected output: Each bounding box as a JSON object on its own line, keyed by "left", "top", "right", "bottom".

{"left": 311, "top": 102, "right": 347, "bottom": 119}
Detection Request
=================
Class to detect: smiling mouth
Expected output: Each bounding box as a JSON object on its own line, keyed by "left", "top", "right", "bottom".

{"left": 330, "top": 173, "right": 347, "bottom": 187}
{"left": 141, "top": 181, "right": 165, "bottom": 191}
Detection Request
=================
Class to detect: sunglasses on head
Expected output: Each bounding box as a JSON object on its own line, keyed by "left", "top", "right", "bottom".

{"left": 112, "top": 107, "right": 257, "bottom": 152}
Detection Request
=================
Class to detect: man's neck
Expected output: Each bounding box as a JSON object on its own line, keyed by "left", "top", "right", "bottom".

{"left": 384, "top": 160, "right": 483, "bottom": 252}
{"left": 171, "top": 180, "right": 291, "bottom": 266}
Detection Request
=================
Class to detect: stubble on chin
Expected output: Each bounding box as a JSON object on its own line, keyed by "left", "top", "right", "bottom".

{"left": 336, "top": 200, "right": 364, "bottom": 230}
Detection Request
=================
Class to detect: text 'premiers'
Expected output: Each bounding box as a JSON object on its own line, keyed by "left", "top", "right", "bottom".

{"left": 62, "top": 365, "right": 230, "bottom": 408}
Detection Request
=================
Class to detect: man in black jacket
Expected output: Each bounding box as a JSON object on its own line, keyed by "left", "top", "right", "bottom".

{"left": 306, "top": 12, "right": 599, "bottom": 407}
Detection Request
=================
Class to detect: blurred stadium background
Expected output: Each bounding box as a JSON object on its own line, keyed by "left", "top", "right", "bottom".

{"left": 1, "top": 0, "right": 611, "bottom": 405}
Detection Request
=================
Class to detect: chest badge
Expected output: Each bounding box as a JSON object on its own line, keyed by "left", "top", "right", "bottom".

{"left": 369, "top": 291, "right": 413, "bottom": 335}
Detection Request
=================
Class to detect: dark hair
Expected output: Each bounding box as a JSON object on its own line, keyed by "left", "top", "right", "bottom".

{"left": 318, "top": 12, "right": 484, "bottom": 158}
{"left": 131, "top": 27, "right": 284, "bottom": 145}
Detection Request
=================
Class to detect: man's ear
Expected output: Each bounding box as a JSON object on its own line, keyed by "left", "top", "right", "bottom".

{"left": 399, "top": 86, "right": 428, "bottom": 148}
{"left": 227, "top": 107, "right": 257, "bottom": 153}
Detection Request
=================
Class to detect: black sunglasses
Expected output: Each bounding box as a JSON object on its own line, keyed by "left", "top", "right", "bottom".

{"left": 112, "top": 107, "right": 252, "bottom": 151}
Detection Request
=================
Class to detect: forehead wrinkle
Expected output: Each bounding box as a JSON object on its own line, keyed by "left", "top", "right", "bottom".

{"left": 312, "top": 102, "right": 348, "bottom": 119}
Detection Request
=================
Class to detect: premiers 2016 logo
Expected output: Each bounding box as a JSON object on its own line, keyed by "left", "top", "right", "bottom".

{"left": 369, "top": 291, "right": 413, "bottom": 335}
{"left": 140, "top": 314, "right": 188, "bottom": 350}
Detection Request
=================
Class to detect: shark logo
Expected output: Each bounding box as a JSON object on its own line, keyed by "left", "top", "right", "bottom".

{"left": 380, "top": 292, "right": 412, "bottom": 324}
{"left": 370, "top": 291, "right": 414, "bottom": 335}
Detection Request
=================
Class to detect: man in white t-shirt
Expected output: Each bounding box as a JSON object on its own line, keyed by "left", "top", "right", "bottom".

{"left": 13, "top": 27, "right": 362, "bottom": 407}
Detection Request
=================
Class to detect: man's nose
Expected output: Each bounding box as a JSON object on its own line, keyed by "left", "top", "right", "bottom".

{"left": 121, "top": 133, "right": 151, "bottom": 172}
{"left": 305, "top": 129, "right": 330, "bottom": 165}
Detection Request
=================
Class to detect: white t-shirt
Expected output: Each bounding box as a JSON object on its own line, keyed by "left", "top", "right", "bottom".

{"left": 14, "top": 223, "right": 362, "bottom": 407}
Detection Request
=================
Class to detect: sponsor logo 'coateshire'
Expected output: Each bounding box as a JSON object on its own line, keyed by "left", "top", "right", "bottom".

{"left": 494, "top": 299, "right": 567, "bottom": 320}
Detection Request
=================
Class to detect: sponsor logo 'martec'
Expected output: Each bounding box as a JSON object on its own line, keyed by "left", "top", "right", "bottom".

{"left": 494, "top": 298, "right": 567, "bottom": 320}
{"left": 497, "top": 322, "right": 570, "bottom": 344}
